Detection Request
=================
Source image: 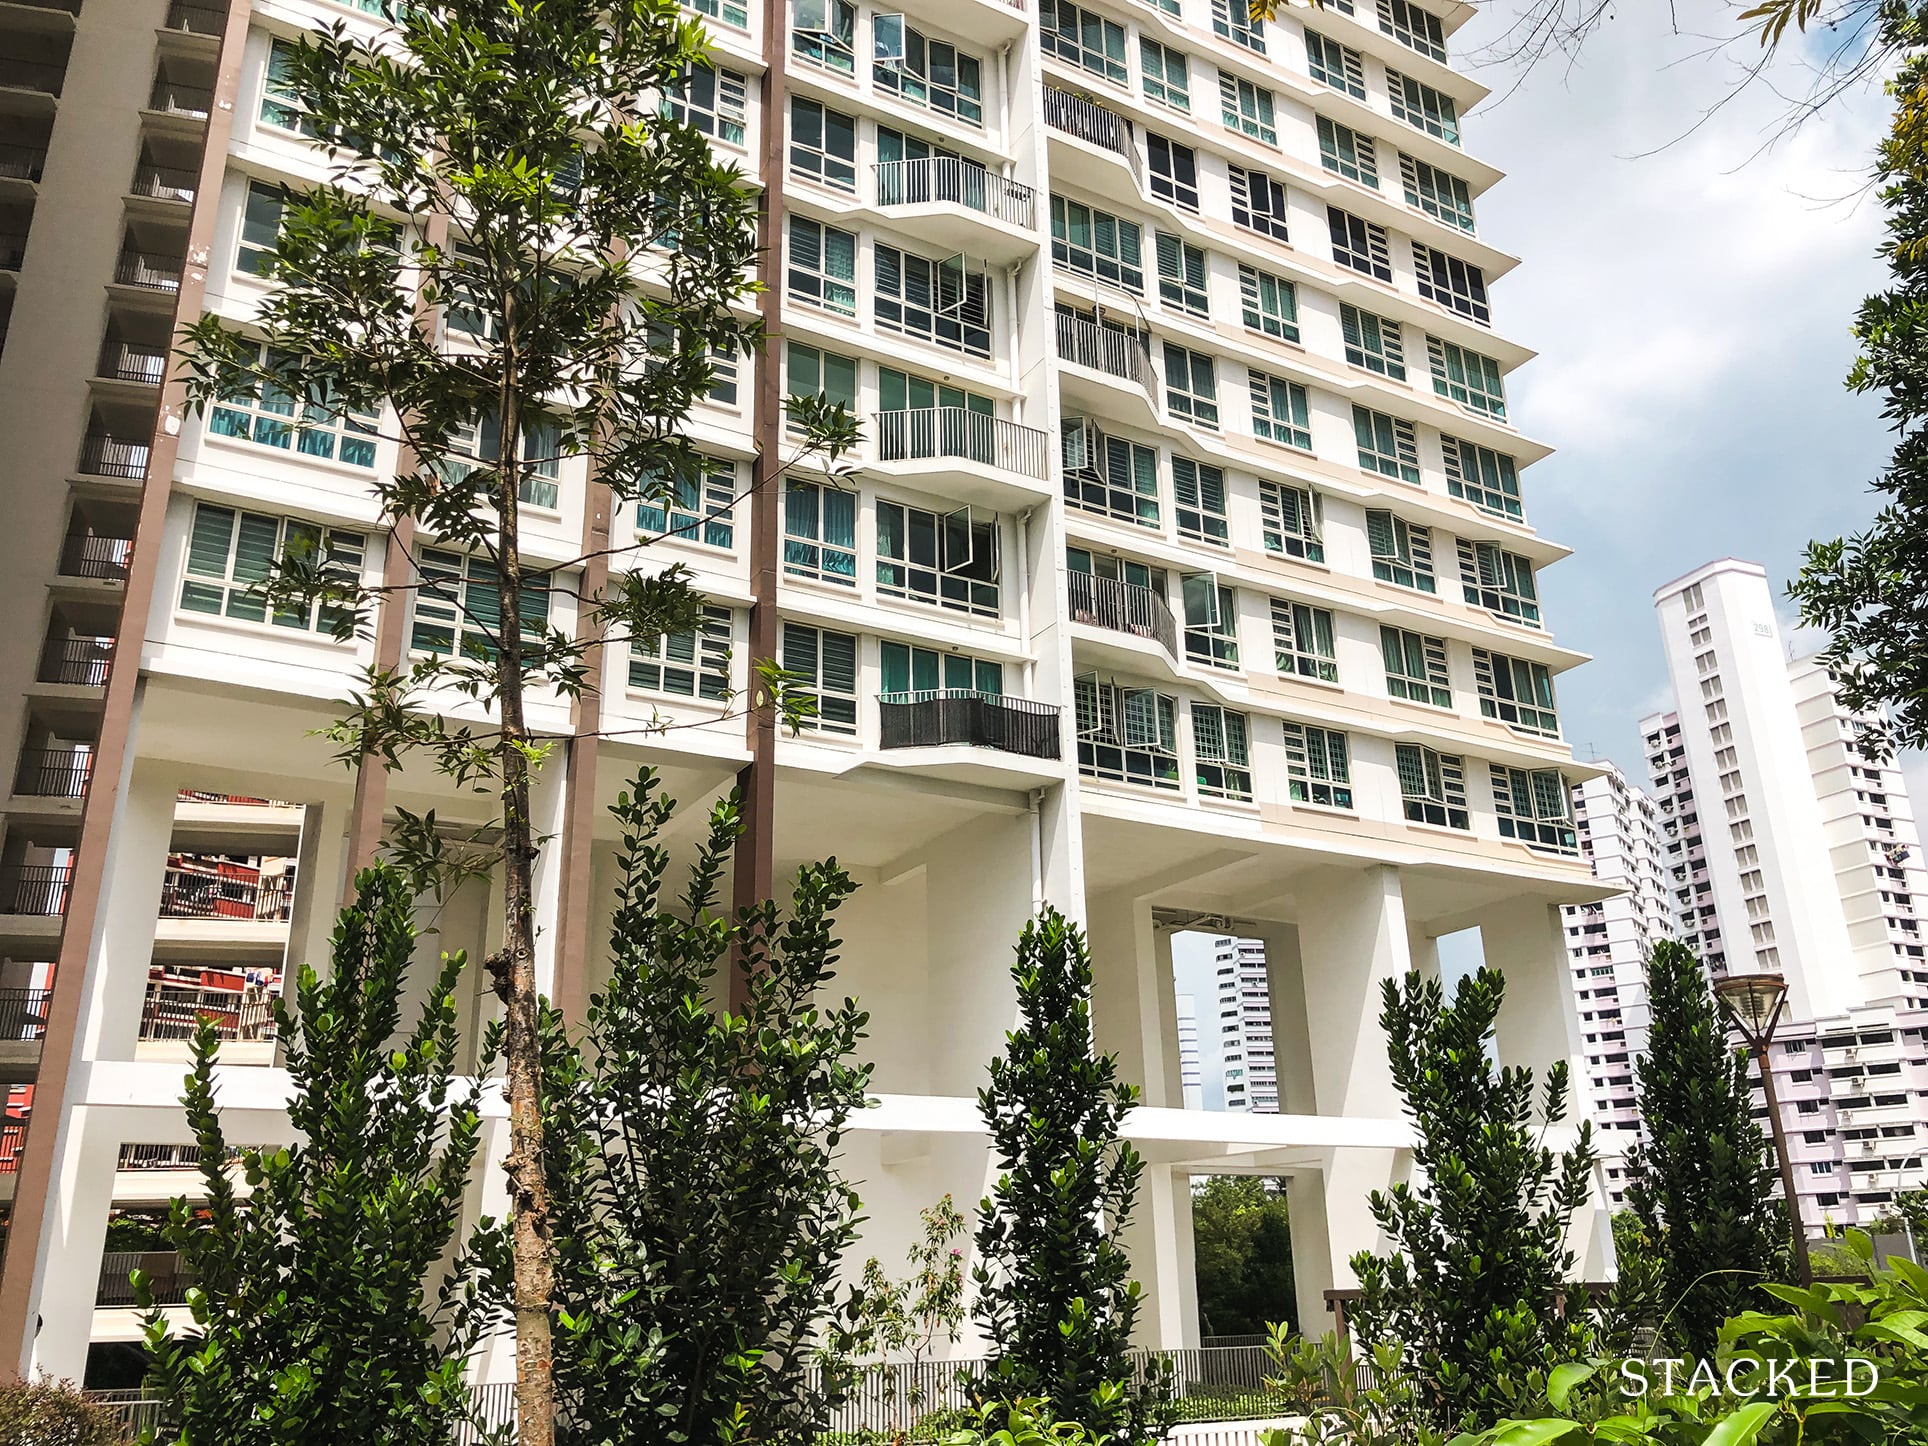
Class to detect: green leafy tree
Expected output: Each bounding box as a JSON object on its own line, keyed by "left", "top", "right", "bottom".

{"left": 1349, "top": 967, "right": 1600, "bottom": 1432}
{"left": 973, "top": 908, "right": 1168, "bottom": 1445}
{"left": 136, "top": 865, "right": 507, "bottom": 1446}
{"left": 175, "top": 4, "right": 852, "bottom": 1436}
{"left": 0, "top": 1379, "right": 132, "bottom": 1445}
{"left": 541, "top": 770, "right": 871, "bottom": 1446}
{"left": 1189, "top": 1177, "right": 1297, "bottom": 1337}
{"left": 843, "top": 1196, "right": 970, "bottom": 1439}
{"left": 1619, "top": 940, "right": 1788, "bottom": 1356}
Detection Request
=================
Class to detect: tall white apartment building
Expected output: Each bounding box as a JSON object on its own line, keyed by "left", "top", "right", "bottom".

{"left": 0, "top": 0, "right": 1611, "bottom": 1384}
{"left": 1214, "top": 936, "right": 1278, "bottom": 1113}
{"left": 1643, "top": 560, "right": 1928, "bottom": 1228}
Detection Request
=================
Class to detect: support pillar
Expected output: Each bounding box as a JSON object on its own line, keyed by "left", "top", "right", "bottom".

{"left": 23, "top": 1112, "right": 119, "bottom": 1383}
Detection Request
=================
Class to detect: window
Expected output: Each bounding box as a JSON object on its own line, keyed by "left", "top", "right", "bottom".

{"left": 666, "top": 64, "right": 748, "bottom": 148}
{"left": 1272, "top": 597, "right": 1338, "bottom": 681}
{"left": 1382, "top": 626, "right": 1451, "bottom": 707}
{"left": 708, "top": 345, "right": 740, "bottom": 406}
{"left": 1169, "top": 459, "right": 1228, "bottom": 546}
{"left": 874, "top": 245, "right": 991, "bottom": 358}
{"left": 631, "top": 604, "right": 732, "bottom": 700}
{"left": 1400, "top": 154, "right": 1475, "bottom": 232}
{"left": 1052, "top": 197, "right": 1145, "bottom": 292}
{"left": 792, "top": 0, "right": 856, "bottom": 72}
{"left": 781, "top": 622, "right": 859, "bottom": 734}
{"left": 785, "top": 342, "right": 859, "bottom": 425}
{"left": 1305, "top": 31, "right": 1365, "bottom": 99}
{"left": 1157, "top": 233, "right": 1209, "bottom": 316}
{"left": 1475, "top": 650, "right": 1558, "bottom": 734}
{"left": 783, "top": 479, "right": 857, "bottom": 585}
{"left": 788, "top": 217, "right": 857, "bottom": 316}
{"left": 1076, "top": 679, "right": 1179, "bottom": 789}
{"left": 1063, "top": 419, "right": 1160, "bottom": 526}
{"left": 180, "top": 504, "right": 363, "bottom": 633}
{"left": 1140, "top": 38, "right": 1190, "bottom": 110}
{"left": 208, "top": 342, "right": 379, "bottom": 469}
{"left": 1366, "top": 510, "right": 1434, "bottom": 592}
{"left": 412, "top": 548, "right": 551, "bottom": 661}
{"left": 1396, "top": 743, "right": 1467, "bottom": 828}
{"left": 1378, "top": 0, "right": 1446, "bottom": 62}
{"left": 1249, "top": 371, "right": 1311, "bottom": 449}
{"left": 1317, "top": 116, "right": 1377, "bottom": 187}
{"left": 1354, "top": 407, "right": 1420, "bottom": 484}
{"left": 1260, "top": 481, "right": 1323, "bottom": 561}
{"left": 1492, "top": 766, "right": 1577, "bottom": 853}
{"left": 636, "top": 456, "right": 736, "bottom": 549}
{"left": 1193, "top": 705, "right": 1253, "bottom": 800}
{"left": 1328, "top": 208, "right": 1391, "bottom": 281}
{"left": 1043, "top": 0, "right": 1128, "bottom": 83}
{"left": 1386, "top": 69, "right": 1459, "bottom": 144}
{"left": 879, "top": 640, "right": 1003, "bottom": 699}
{"left": 1220, "top": 72, "right": 1278, "bottom": 144}
{"left": 689, "top": 0, "right": 749, "bottom": 28}
{"left": 790, "top": 98, "right": 857, "bottom": 191}
{"left": 1237, "top": 265, "right": 1298, "bottom": 342}
{"left": 1284, "top": 722, "right": 1352, "bottom": 807}
{"left": 1458, "top": 539, "right": 1540, "bottom": 625}
{"left": 1443, "top": 435, "right": 1522, "bottom": 518}
{"left": 1164, "top": 345, "right": 1219, "bottom": 428}
{"left": 1428, "top": 337, "right": 1506, "bottom": 419}
{"left": 1230, "top": 165, "right": 1289, "bottom": 241}
{"left": 876, "top": 499, "right": 1000, "bottom": 616}
{"left": 1212, "top": 0, "right": 1266, "bottom": 52}
{"left": 874, "top": 19, "right": 984, "bottom": 125}
{"left": 261, "top": 39, "right": 326, "bottom": 138}
{"left": 1413, "top": 243, "right": 1490, "bottom": 324}
{"left": 1340, "top": 304, "right": 1405, "bottom": 379}
{"left": 1149, "top": 135, "right": 1201, "bottom": 210}
{"left": 237, "top": 181, "right": 283, "bottom": 276}
{"left": 1184, "top": 579, "right": 1238, "bottom": 668}
{"left": 451, "top": 411, "right": 563, "bottom": 509}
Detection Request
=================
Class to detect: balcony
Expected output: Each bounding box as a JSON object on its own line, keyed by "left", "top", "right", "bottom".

{"left": 1042, "top": 85, "right": 1140, "bottom": 187}
{"left": 0, "top": 864, "right": 71, "bottom": 916}
{"left": 112, "top": 248, "right": 183, "bottom": 293}
{"left": 1054, "top": 310, "right": 1157, "bottom": 410}
{"left": 140, "top": 974, "right": 279, "bottom": 1043}
{"left": 0, "top": 231, "right": 22, "bottom": 272}
{"left": 130, "top": 161, "right": 195, "bottom": 205}
{"left": 164, "top": 0, "right": 226, "bottom": 36}
{"left": 38, "top": 635, "right": 113, "bottom": 686}
{"left": 147, "top": 80, "right": 211, "bottom": 120}
{"left": 160, "top": 866, "right": 295, "bottom": 923}
{"left": 879, "top": 690, "right": 1062, "bottom": 760}
{"left": 0, "top": 58, "right": 65, "bottom": 99}
{"left": 1067, "top": 569, "right": 1178, "bottom": 661}
{"left": 873, "top": 156, "right": 1037, "bottom": 261}
{"left": 59, "top": 532, "right": 133, "bottom": 580}
{"left": 97, "top": 339, "right": 168, "bottom": 386}
{"left": 98, "top": 1250, "right": 196, "bottom": 1309}
{"left": 78, "top": 430, "right": 151, "bottom": 478}
{"left": 0, "top": 987, "right": 49, "bottom": 1041}
{"left": 13, "top": 747, "right": 92, "bottom": 799}
{"left": 0, "top": 143, "right": 44, "bottom": 184}
{"left": 870, "top": 406, "right": 1052, "bottom": 507}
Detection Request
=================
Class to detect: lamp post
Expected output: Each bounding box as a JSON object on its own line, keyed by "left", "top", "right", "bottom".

{"left": 1713, "top": 972, "right": 1812, "bottom": 1287}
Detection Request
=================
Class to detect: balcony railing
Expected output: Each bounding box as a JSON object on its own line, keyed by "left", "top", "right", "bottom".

{"left": 11, "top": 0, "right": 82, "bottom": 13}
{"left": 160, "top": 868, "right": 295, "bottom": 922}
{"left": 0, "top": 864, "right": 73, "bottom": 916}
{"left": 879, "top": 690, "right": 1061, "bottom": 760}
{"left": 0, "top": 988, "right": 51, "bottom": 1041}
{"left": 1042, "top": 85, "right": 1139, "bottom": 184}
{"left": 78, "top": 430, "right": 151, "bottom": 477}
{"left": 0, "top": 59, "right": 67, "bottom": 97}
{"left": 39, "top": 637, "right": 114, "bottom": 686}
{"left": 131, "top": 162, "right": 196, "bottom": 203}
{"left": 873, "top": 407, "right": 1051, "bottom": 481}
{"left": 1054, "top": 311, "right": 1156, "bottom": 403}
{"left": 60, "top": 533, "right": 134, "bottom": 580}
{"left": 0, "top": 1122, "right": 23, "bottom": 1173}
{"left": 0, "top": 233, "right": 25, "bottom": 271}
{"left": 98, "top": 339, "right": 168, "bottom": 385}
{"left": 874, "top": 156, "right": 1037, "bottom": 230}
{"left": 164, "top": 0, "right": 227, "bottom": 35}
{"left": 114, "top": 249, "right": 183, "bottom": 291}
{"left": 0, "top": 144, "right": 46, "bottom": 182}
{"left": 140, "top": 977, "right": 279, "bottom": 1042}
{"left": 148, "top": 81, "right": 212, "bottom": 119}
{"left": 118, "top": 1142, "right": 210, "bottom": 1171}
{"left": 1066, "top": 569, "right": 1178, "bottom": 659}
{"left": 98, "top": 1250, "right": 197, "bottom": 1308}
{"left": 14, "top": 748, "right": 93, "bottom": 798}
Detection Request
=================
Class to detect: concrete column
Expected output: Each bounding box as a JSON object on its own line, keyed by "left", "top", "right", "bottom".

{"left": 1256, "top": 923, "right": 1313, "bottom": 1115}
{"left": 80, "top": 763, "right": 180, "bottom": 1061}
{"left": 283, "top": 798, "right": 351, "bottom": 988}
{"left": 1086, "top": 891, "right": 1160, "bottom": 1101}
{"left": 527, "top": 752, "right": 571, "bottom": 1002}
{"left": 24, "top": 1109, "right": 122, "bottom": 1381}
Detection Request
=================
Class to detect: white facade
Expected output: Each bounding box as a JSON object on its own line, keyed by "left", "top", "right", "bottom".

{"left": 0, "top": 0, "right": 1612, "bottom": 1383}
{"left": 1214, "top": 936, "right": 1278, "bottom": 1114}
{"left": 1176, "top": 992, "right": 1204, "bottom": 1110}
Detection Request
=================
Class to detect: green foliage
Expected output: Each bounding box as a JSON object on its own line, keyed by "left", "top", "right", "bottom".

{"left": 1258, "top": 1326, "right": 1444, "bottom": 1446}
{"left": 103, "top": 1214, "right": 173, "bottom": 1253}
{"left": 1617, "top": 942, "right": 1788, "bottom": 1356}
{"left": 1190, "top": 1176, "right": 1297, "bottom": 1337}
{"left": 972, "top": 908, "right": 1169, "bottom": 1445}
{"left": 0, "top": 1379, "right": 131, "bottom": 1446}
{"left": 939, "top": 1399, "right": 1131, "bottom": 1446}
{"left": 848, "top": 1195, "right": 970, "bottom": 1365}
{"left": 1350, "top": 968, "right": 1600, "bottom": 1432}
{"left": 136, "top": 865, "right": 507, "bottom": 1445}
{"left": 541, "top": 769, "right": 871, "bottom": 1446}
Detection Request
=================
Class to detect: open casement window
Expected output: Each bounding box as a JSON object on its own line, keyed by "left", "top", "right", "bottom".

{"left": 1183, "top": 576, "right": 1238, "bottom": 670}
{"left": 1282, "top": 721, "right": 1352, "bottom": 808}
{"left": 1229, "top": 165, "right": 1289, "bottom": 242}
{"left": 630, "top": 604, "right": 733, "bottom": 701}
{"left": 876, "top": 499, "right": 1000, "bottom": 617}
{"left": 664, "top": 63, "right": 749, "bottom": 148}
{"left": 1075, "top": 677, "right": 1180, "bottom": 789}
{"left": 781, "top": 622, "right": 859, "bottom": 734}
{"left": 180, "top": 503, "right": 363, "bottom": 634}
{"left": 1305, "top": 31, "right": 1365, "bottom": 99}
{"left": 1259, "top": 481, "right": 1323, "bottom": 562}
{"left": 1381, "top": 625, "right": 1451, "bottom": 707}
{"left": 1492, "top": 764, "right": 1577, "bottom": 853}
{"left": 872, "top": 16, "right": 985, "bottom": 125}
{"left": 1427, "top": 336, "right": 1507, "bottom": 420}
{"left": 411, "top": 548, "right": 552, "bottom": 663}
{"left": 880, "top": 639, "right": 1003, "bottom": 699}
{"left": 1061, "top": 418, "right": 1159, "bottom": 528}
{"left": 1457, "top": 538, "right": 1541, "bottom": 626}
{"left": 1413, "top": 242, "right": 1490, "bottom": 325}
{"left": 782, "top": 479, "right": 857, "bottom": 585}
{"left": 792, "top": 0, "right": 857, "bottom": 72}
{"left": 1443, "top": 436, "right": 1523, "bottom": 519}
{"left": 1474, "top": 649, "right": 1559, "bottom": 735}
{"left": 1366, "top": 510, "right": 1435, "bottom": 593}
{"left": 875, "top": 245, "right": 991, "bottom": 358}
{"left": 1192, "top": 703, "right": 1253, "bottom": 801}
{"left": 1271, "top": 597, "right": 1337, "bottom": 681}
{"left": 1396, "top": 743, "right": 1468, "bottom": 829}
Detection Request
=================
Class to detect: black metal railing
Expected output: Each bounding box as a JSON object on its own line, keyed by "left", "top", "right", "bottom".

{"left": 0, "top": 144, "right": 46, "bottom": 182}
{"left": 0, "top": 988, "right": 51, "bottom": 1041}
{"left": 131, "top": 162, "right": 196, "bottom": 203}
{"left": 0, "top": 59, "right": 67, "bottom": 97}
{"left": 1042, "top": 85, "right": 1139, "bottom": 182}
{"left": 164, "top": 0, "right": 226, "bottom": 35}
{"left": 874, "top": 156, "right": 1036, "bottom": 230}
{"left": 0, "top": 864, "right": 73, "bottom": 916}
{"left": 1054, "top": 311, "right": 1156, "bottom": 402}
{"left": 0, "top": 233, "right": 26, "bottom": 270}
{"left": 1066, "top": 569, "right": 1179, "bottom": 659}
{"left": 873, "top": 407, "right": 1051, "bottom": 481}
{"left": 140, "top": 978, "right": 278, "bottom": 1043}
{"left": 113, "top": 249, "right": 184, "bottom": 291}
{"left": 78, "top": 430, "right": 151, "bottom": 477}
{"left": 98, "top": 339, "right": 168, "bottom": 385}
{"left": 11, "top": 0, "right": 82, "bottom": 13}
{"left": 96, "top": 1250, "right": 197, "bottom": 1308}
{"left": 38, "top": 637, "right": 114, "bottom": 686}
{"left": 159, "top": 868, "right": 295, "bottom": 922}
{"left": 879, "top": 691, "right": 1061, "bottom": 760}
{"left": 14, "top": 748, "right": 92, "bottom": 798}
{"left": 60, "top": 533, "right": 134, "bottom": 579}
{"left": 148, "top": 81, "right": 212, "bottom": 118}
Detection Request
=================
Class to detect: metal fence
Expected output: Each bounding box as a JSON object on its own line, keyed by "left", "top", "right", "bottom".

{"left": 113, "top": 249, "right": 183, "bottom": 292}
{"left": 0, "top": 143, "right": 46, "bottom": 182}
{"left": 1042, "top": 86, "right": 1140, "bottom": 184}
{"left": 1054, "top": 311, "right": 1156, "bottom": 401}
{"left": 874, "top": 156, "right": 1037, "bottom": 230}
{"left": 0, "top": 863, "right": 72, "bottom": 915}
{"left": 149, "top": 81, "right": 213, "bottom": 118}
{"left": 14, "top": 747, "right": 93, "bottom": 798}
{"left": 131, "top": 162, "right": 196, "bottom": 204}
{"left": 96, "top": 1250, "right": 197, "bottom": 1308}
{"left": 879, "top": 690, "right": 1062, "bottom": 760}
{"left": 1067, "top": 569, "right": 1179, "bottom": 659}
{"left": 165, "top": 0, "right": 227, "bottom": 34}
{"left": 0, "top": 988, "right": 50, "bottom": 1041}
{"left": 39, "top": 635, "right": 115, "bottom": 685}
{"left": 140, "top": 978, "right": 278, "bottom": 1043}
{"left": 60, "top": 532, "right": 133, "bottom": 579}
{"left": 159, "top": 867, "right": 295, "bottom": 921}
{"left": 874, "top": 406, "right": 1051, "bottom": 481}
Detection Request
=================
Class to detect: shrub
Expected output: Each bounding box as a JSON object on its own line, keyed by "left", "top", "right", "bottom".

{"left": 0, "top": 1379, "right": 130, "bottom": 1446}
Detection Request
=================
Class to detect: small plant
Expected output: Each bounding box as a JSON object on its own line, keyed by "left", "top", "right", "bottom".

{"left": 939, "top": 1398, "right": 1114, "bottom": 1446}
{"left": 0, "top": 1379, "right": 131, "bottom": 1446}
{"left": 844, "top": 1196, "right": 971, "bottom": 1441}
{"left": 1259, "top": 1326, "right": 1443, "bottom": 1446}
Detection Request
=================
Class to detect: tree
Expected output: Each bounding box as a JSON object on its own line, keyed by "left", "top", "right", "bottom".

{"left": 842, "top": 1196, "right": 970, "bottom": 1440}
{"left": 176, "top": 4, "right": 850, "bottom": 1437}
{"left": 540, "top": 770, "right": 871, "bottom": 1446}
{"left": 1619, "top": 941, "right": 1788, "bottom": 1356}
{"left": 137, "top": 866, "right": 507, "bottom": 1445}
{"left": 1349, "top": 968, "right": 1599, "bottom": 1433}
{"left": 973, "top": 908, "right": 1167, "bottom": 1445}
{"left": 0, "top": 1379, "right": 131, "bottom": 1446}
{"left": 1189, "top": 1177, "right": 1297, "bottom": 1338}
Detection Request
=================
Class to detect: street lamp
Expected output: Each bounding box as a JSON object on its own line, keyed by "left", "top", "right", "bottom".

{"left": 1713, "top": 972, "right": 1812, "bottom": 1287}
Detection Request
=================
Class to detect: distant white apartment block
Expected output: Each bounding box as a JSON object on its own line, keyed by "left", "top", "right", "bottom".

{"left": 1214, "top": 936, "right": 1278, "bottom": 1113}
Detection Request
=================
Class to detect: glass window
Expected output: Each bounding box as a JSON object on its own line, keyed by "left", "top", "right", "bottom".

{"left": 635, "top": 456, "right": 737, "bottom": 550}
{"left": 1365, "top": 509, "right": 1434, "bottom": 592}
{"left": 1283, "top": 722, "right": 1352, "bottom": 807}
{"left": 1230, "top": 165, "right": 1289, "bottom": 241}
{"left": 1062, "top": 419, "right": 1160, "bottom": 527}
{"left": 1387, "top": 68, "right": 1460, "bottom": 144}
{"left": 1443, "top": 435, "right": 1522, "bottom": 518}
{"left": 1249, "top": 371, "right": 1311, "bottom": 449}
{"left": 630, "top": 604, "right": 732, "bottom": 700}
{"left": 1475, "top": 649, "right": 1559, "bottom": 734}
{"left": 793, "top": 0, "right": 856, "bottom": 72}
{"left": 781, "top": 622, "right": 859, "bottom": 734}
{"left": 1354, "top": 406, "right": 1420, "bottom": 484}
{"left": 1396, "top": 742, "right": 1468, "bottom": 829}
{"left": 1156, "top": 233, "right": 1208, "bottom": 317}
{"left": 1148, "top": 134, "right": 1201, "bottom": 211}
{"left": 1076, "top": 679, "right": 1179, "bottom": 789}
{"left": 1328, "top": 207, "right": 1391, "bottom": 281}
{"left": 665, "top": 64, "right": 748, "bottom": 148}
{"left": 874, "top": 245, "right": 991, "bottom": 358}
{"left": 1051, "top": 196, "right": 1145, "bottom": 293}
{"left": 237, "top": 181, "right": 283, "bottom": 276}
{"left": 1413, "top": 242, "right": 1491, "bottom": 324}
{"left": 1192, "top": 704, "right": 1252, "bottom": 801}
{"left": 1492, "top": 765, "right": 1577, "bottom": 853}
{"left": 1211, "top": 0, "right": 1266, "bottom": 52}
{"left": 1317, "top": 115, "right": 1377, "bottom": 187}
{"left": 875, "top": 20, "right": 984, "bottom": 126}
{"left": 180, "top": 503, "right": 363, "bottom": 633}
{"left": 1173, "top": 458, "right": 1228, "bottom": 545}
{"left": 1378, "top": 0, "right": 1447, "bottom": 63}
{"left": 785, "top": 342, "right": 860, "bottom": 425}
{"left": 1381, "top": 625, "right": 1451, "bottom": 707}
{"left": 1340, "top": 304, "right": 1404, "bottom": 379}
{"left": 208, "top": 342, "right": 379, "bottom": 469}
{"left": 783, "top": 479, "right": 857, "bottom": 585}
{"left": 787, "top": 216, "right": 858, "bottom": 315}
{"left": 1140, "top": 38, "right": 1190, "bottom": 110}
{"left": 1271, "top": 597, "right": 1338, "bottom": 681}
{"left": 1184, "top": 581, "right": 1239, "bottom": 669}
{"left": 876, "top": 499, "right": 1000, "bottom": 617}
{"left": 1219, "top": 72, "right": 1278, "bottom": 145}
{"left": 1428, "top": 336, "right": 1506, "bottom": 419}
{"left": 688, "top": 0, "right": 750, "bottom": 29}
{"left": 1042, "top": 0, "right": 1128, "bottom": 83}
{"left": 1163, "top": 345, "right": 1219, "bottom": 428}
{"left": 790, "top": 97, "right": 857, "bottom": 191}
{"left": 879, "top": 640, "right": 1003, "bottom": 697}
{"left": 1238, "top": 264, "right": 1299, "bottom": 341}
{"left": 1259, "top": 481, "right": 1322, "bottom": 561}
{"left": 261, "top": 39, "right": 325, "bottom": 138}
{"left": 1458, "top": 538, "right": 1541, "bottom": 625}
{"left": 1305, "top": 32, "right": 1365, "bottom": 99}
{"left": 411, "top": 548, "right": 551, "bottom": 661}
{"left": 1400, "top": 154, "right": 1475, "bottom": 233}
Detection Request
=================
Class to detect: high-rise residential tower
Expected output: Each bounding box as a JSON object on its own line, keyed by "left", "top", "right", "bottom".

{"left": 1214, "top": 936, "right": 1278, "bottom": 1113}
{"left": 0, "top": 0, "right": 1608, "bottom": 1381}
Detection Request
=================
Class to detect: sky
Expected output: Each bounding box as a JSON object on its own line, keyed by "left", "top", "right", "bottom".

{"left": 1174, "top": 0, "right": 1909, "bottom": 1102}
